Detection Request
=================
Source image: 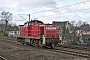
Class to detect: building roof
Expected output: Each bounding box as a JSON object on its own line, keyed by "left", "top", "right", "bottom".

{"left": 76, "top": 24, "right": 90, "bottom": 31}
{"left": 7, "top": 27, "right": 19, "bottom": 31}
{"left": 52, "top": 21, "right": 69, "bottom": 26}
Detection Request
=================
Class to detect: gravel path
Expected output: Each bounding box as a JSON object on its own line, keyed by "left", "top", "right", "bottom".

{"left": 0, "top": 37, "right": 89, "bottom": 60}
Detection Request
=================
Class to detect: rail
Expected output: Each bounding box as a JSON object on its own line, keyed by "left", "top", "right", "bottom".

{"left": 0, "top": 56, "right": 7, "bottom": 60}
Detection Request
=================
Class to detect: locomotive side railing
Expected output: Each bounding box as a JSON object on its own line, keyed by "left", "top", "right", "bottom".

{"left": 27, "top": 30, "right": 40, "bottom": 36}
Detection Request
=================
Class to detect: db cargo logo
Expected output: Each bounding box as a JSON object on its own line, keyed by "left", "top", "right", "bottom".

{"left": 46, "top": 27, "right": 56, "bottom": 30}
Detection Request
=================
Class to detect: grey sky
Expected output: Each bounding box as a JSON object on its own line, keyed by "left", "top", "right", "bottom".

{"left": 0, "top": 0, "right": 90, "bottom": 25}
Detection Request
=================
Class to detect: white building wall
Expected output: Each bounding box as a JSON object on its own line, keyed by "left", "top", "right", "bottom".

{"left": 8, "top": 31, "right": 20, "bottom": 37}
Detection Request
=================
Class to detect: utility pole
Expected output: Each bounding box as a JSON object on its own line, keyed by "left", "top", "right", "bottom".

{"left": 3, "top": 20, "right": 8, "bottom": 36}
{"left": 29, "top": 14, "right": 30, "bottom": 21}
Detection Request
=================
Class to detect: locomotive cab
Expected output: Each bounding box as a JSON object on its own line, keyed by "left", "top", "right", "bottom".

{"left": 39, "top": 24, "right": 59, "bottom": 48}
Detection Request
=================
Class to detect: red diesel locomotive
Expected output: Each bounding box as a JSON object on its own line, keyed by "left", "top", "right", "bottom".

{"left": 17, "top": 20, "right": 59, "bottom": 48}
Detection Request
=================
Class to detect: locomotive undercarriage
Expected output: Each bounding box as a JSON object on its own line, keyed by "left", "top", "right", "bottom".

{"left": 17, "top": 36, "right": 59, "bottom": 48}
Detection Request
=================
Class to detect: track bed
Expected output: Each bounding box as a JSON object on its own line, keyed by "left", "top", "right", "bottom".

{"left": 0, "top": 37, "right": 89, "bottom": 60}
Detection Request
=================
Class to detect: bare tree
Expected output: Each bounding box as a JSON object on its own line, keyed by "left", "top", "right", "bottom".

{"left": 70, "top": 21, "right": 76, "bottom": 26}
{"left": 76, "top": 20, "right": 84, "bottom": 27}
{"left": 1, "top": 11, "right": 12, "bottom": 36}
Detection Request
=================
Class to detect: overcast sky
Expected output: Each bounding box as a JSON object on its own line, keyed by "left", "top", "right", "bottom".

{"left": 0, "top": 0, "right": 90, "bottom": 25}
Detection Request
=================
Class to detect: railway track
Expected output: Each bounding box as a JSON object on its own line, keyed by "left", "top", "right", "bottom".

{"left": 48, "top": 44, "right": 90, "bottom": 58}
{"left": 41, "top": 45, "right": 90, "bottom": 58}
{"left": 0, "top": 37, "right": 90, "bottom": 59}
{"left": 57, "top": 45, "right": 90, "bottom": 51}
{"left": 53, "top": 48, "right": 90, "bottom": 58}
{"left": 0, "top": 55, "right": 7, "bottom": 60}
{"left": 37, "top": 46, "right": 90, "bottom": 58}
{"left": 31, "top": 45, "right": 90, "bottom": 58}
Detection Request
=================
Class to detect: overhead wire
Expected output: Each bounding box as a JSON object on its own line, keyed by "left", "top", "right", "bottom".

{"left": 36, "top": 7, "right": 90, "bottom": 19}
{"left": 14, "top": 0, "right": 63, "bottom": 20}
{"left": 31, "top": 0, "right": 90, "bottom": 14}
{"left": 15, "top": 0, "right": 64, "bottom": 13}
{"left": 18, "top": 14, "right": 27, "bottom": 21}
{"left": 31, "top": 0, "right": 90, "bottom": 19}
{"left": 14, "top": 0, "right": 64, "bottom": 21}
{"left": 15, "top": 0, "right": 90, "bottom": 21}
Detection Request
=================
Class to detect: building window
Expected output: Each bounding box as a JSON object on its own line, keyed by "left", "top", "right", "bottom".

{"left": 10, "top": 31, "right": 13, "bottom": 33}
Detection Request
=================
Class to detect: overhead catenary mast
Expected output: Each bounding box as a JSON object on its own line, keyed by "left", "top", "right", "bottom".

{"left": 29, "top": 14, "right": 30, "bottom": 21}
{"left": 18, "top": 14, "right": 31, "bottom": 21}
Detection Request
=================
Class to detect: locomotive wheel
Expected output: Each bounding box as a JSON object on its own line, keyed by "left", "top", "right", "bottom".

{"left": 39, "top": 40, "right": 42, "bottom": 47}
{"left": 22, "top": 42, "right": 24, "bottom": 45}
{"left": 30, "top": 39, "right": 33, "bottom": 45}
{"left": 26, "top": 43, "right": 29, "bottom": 45}
{"left": 34, "top": 40, "right": 38, "bottom": 47}
{"left": 17, "top": 38, "right": 20, "bottom": 42}
{"left": 33, "top": 40, "right": 35, "bottom": 46}
{"left": 51, "top": 43, "right": 55, "bottom": 48}
{"left": 37, "top": 40, "right": 39, "bottom": 47}
{"left": 51, "top": 39, "right": 55, "bottom": 48}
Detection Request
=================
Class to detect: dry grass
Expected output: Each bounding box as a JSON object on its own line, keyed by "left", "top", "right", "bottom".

{"left": 0, "top": 37, "right": 88, "bottom": 60}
